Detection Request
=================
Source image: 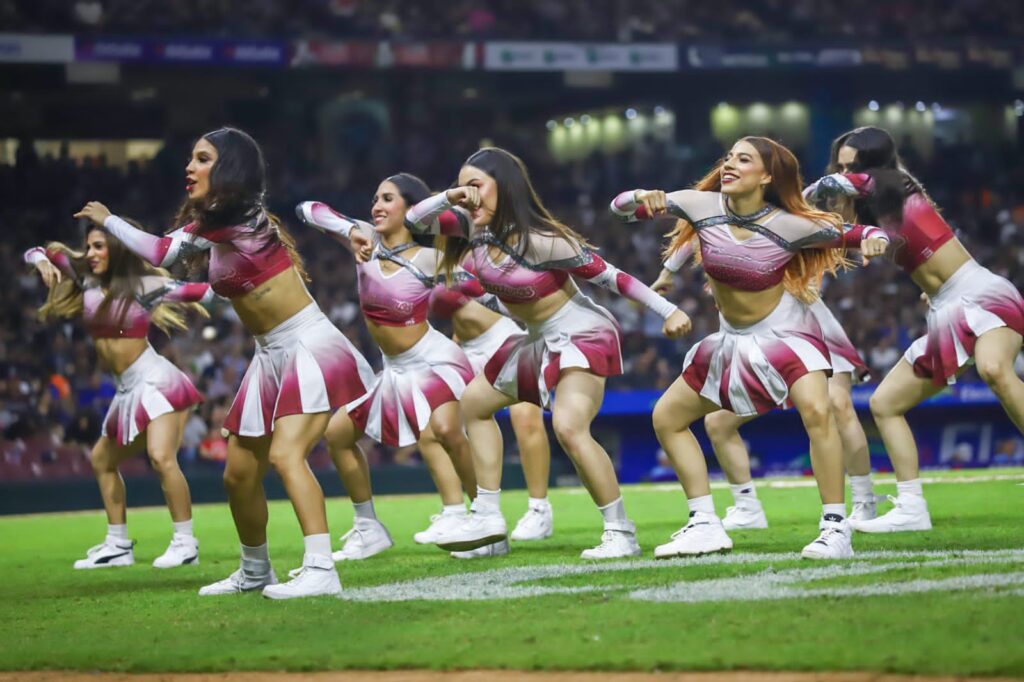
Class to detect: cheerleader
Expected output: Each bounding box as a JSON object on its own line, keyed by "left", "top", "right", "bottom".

{"left": 406, "top": 147, "right": 690, "bottom": 559}
{"left": 805, "top": 126, "right": 1024, "bottom": 533}
{"left": 25, "top": 225, "right": 209, "bottom": 569}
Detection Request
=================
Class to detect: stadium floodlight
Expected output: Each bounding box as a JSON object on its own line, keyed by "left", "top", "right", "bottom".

{"left": 868, "top": 100, "right": 880, "bottom": 111}
{"left": 546, "top": 120, "right": 557, "bottom": 131}
{"left": 580, "top": 114, "right": 592, "bottom": 124}
{"left": 564, "top": 117, "right": 575, "bottom": 127}
{"left": 654, "top": 106, "right": 666, "bottom": 116}
{"left": 625, "top": 108, "right": 637, "bottom": 120}
{"left": 915, "top": 101, "right": 926, "bottom": 112}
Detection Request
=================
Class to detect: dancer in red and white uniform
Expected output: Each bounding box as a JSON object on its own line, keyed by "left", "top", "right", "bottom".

{"left": 76, "top": 127, "right": 373, "bottom": 599}
{"left": 612, "top": 136, "right": 887, "bottom": 560}
{"left": 805, "top": 126, "right": 1024, "bottom": 533}
{"left": 296, "top": 173, "right": 497, "bottom": 560}
{"left": 406, "top": 147, "right": 691, "bottom": 559}
{"left": 653, "top": 240, "right": 877, "bottom": 530}
{"left": 25, "top": 226, "right": 209, "bottom": 570}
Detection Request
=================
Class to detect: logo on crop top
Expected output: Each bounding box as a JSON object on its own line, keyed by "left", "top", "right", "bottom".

{"left": 481, "top": 281, "right": 536, "bottom": 300}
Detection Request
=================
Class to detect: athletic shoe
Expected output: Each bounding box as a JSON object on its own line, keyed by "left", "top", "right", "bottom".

{"left": 510, "top": 503, "right": 553, "bottom": 541}
{"left": 152, "top": 533, "right": 199, "bottom": 568}
{"left": 848, "top": 498, "right": 878, "bottom": 523}
{"left": 413, "top": 511, "right": 467, "bottom": 545}
{"left": 654, "top": 512, "right": 733, "bottom": 559}
{"left": 332, "top": 518, "right": 394, "bottom": 561}
{"left": 721, "top": 501, "right": 768, "bottom": 530}
{"left": 849, "top": 494, "right": 932, "bottom": 533}
{"left": 801, "top": 515, "right": 854, "bottom": 559}
{"left": 434, "top": 511, "right": 507, "bottom": 552}
{"left": 263, "top": 553, "right": 341, "bottom": 600}
{"left": 198, "top": 566, "right": 278, "bottom": 596}
{"left": 451, "top": 538, "right": 511, "bottom": 559}
{"left": 580, "top": 520, "right": 641, "bottom": 560}
{"left": 73, "top": 539, "right": 135, "bottom": 569}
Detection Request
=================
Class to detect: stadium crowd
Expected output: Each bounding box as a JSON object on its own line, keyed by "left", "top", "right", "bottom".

{"left": 5, "top": 0, "right": 1024, "bottom": 43}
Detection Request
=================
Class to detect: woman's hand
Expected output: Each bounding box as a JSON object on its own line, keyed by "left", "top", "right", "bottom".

{"left": 35, "top": 260, "right": 62, "bottom": 289}
{"left": 651, "top": 268, "right": 674, "bottom": 294}
{"left": 634, "top": 189, "right": 668, "bottom": 217}
{"left": 73, "top": 201, "right": 112, "bottom": 227}
{"left": 663, "top": 309, "right": 692, "bottom": 338}
{"left": 860, "top": 236, "right": 888, "bottom": 263}
{"left": 446, "top": 186, "right": 481, "bottom": 211}
{"left": 350, "top": 229, "right": 373, "bottom": 263}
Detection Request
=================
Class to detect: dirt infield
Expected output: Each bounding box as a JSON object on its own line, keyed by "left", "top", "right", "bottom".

{"left": 4, "top": 672, "right": 1022, "bottom": 681}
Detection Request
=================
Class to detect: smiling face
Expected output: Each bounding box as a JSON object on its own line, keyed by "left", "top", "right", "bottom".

{"left": 836, "top": 145, "right": 858, "bottom": 173}
{"left": 456, "top": 164, "right": 498, "bottom": 227}
{"left": 185, "top": 137, "right": 217, "bottom": 201}
{"left": 371, "top": 180, "right": 408, "bottom": 235}
{"left": 85, "top": 229, "right": 109, "bottom": 276}
{"left": 720, "top": 140, "right": 771, "bottom": 196}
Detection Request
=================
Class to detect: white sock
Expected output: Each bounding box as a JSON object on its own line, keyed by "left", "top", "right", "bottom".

{"left": 303, "top": 533, "right": 332, "bottom": 560}
{"left": 730, "top": 482, "right": 758, "bottom": 506}
{"left": 597, "top": 497, "right": 627, "bottom": 525}
{"left": 240, "top": 542, "right": 270, "bottom": 573}
{"left": 849, "top": 474, "right": 874, "bottom": 502}
{"left": 172, "top": 519, "right": 194, "bottom": 537}
{"left": 823, "top": 503, "right": 846, "bottom": 520}
{"left": 897, "top": 478, "right": 923, "bottom": 498}
{"left": 107, "top": 523, "right": 128, "bottom": 542}
{"left": 528, "top": 496, "right": 550, "bottom": 509}
{"left": 687, "top": 494, "right": 715, "bottom": 516}
{"left": 474, "top": 487, "right": 501, "bottom": 514}
{"left": 353, "top": 499, "right": 377, "bottom": 521}
{"left": 442, "top": 503, "right": 465, "bottom": 516}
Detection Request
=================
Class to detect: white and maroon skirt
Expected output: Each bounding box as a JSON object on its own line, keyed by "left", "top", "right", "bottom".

{"left": 347, "top": 327, "right": 475, "bottom": 447}
{"left": 808, "top": 299, "right": 870, "bottom": 382}
{"left": 103, "top": 345, "right": 203, "bottom": 446}
{"left": 483, "top": 292, "right": 623, "bottom": 409}
{"left": 682, "top": 293, "right": 832, "bottom": 416}
{"left": 904, "top": 259, "right": 1024, "bottom": 386}
{"left": 460, "top": 316, "right": 522, "bottom": 375}
{"left": 224, "top": 302, "right": 375, "bottom": 438}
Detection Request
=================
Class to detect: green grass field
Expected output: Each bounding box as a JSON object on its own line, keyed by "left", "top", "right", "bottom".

{"left": 3, "top": 468, "right": 1023, "bottom": 676}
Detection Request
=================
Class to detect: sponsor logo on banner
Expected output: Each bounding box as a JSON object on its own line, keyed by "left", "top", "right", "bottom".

{"left": 0, "top": 33, "right": 74, "bottom": 63}
{"left": 75, "top": 37, "right": 287, "bottom": 66}
{"left": 484, "top": 42, "right": 676, "bottom": 71}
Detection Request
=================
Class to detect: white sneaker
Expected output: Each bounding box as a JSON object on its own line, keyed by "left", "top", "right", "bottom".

{"left": 332, "top": 518, "right": 394, "bottom": 561}
{"left": 152, "top": 533, "right": 199, "bottom": 568}
{"left": 414, "top": 511, "right": 467, "bottom": 545}
{"left": 263, "top": 553, "right": 341, "bottom": 600}
{"left": 848, "top": 498, "right": 878, "bottom": 522}
{"left": 849, "top": 494, "right": 932, "bottom": 533}
{"left": 580, "top": 521, "right": 641, "bottom": 560}
{"left": 434, "top": 511, "right": 507, "bottom": 552}
{"left": 511, "top": 503, "right": 553, "bottom": 541}
{"left": 654, "top": 512, "right": 733, "bottom": 559}
{"left": 451, "top": 538, "right": 511, "bottom": 559}
{"left": 801, "top": 516, "right": 854, "bottom": 559}
{"left": 73, "top": 539, "right": 135, "bottom": 569}
{"left": 198, "top": 566, "right": 278, "bottom": 596}
{"left": 722, "top": 501, "right": 768, "bottom": 530}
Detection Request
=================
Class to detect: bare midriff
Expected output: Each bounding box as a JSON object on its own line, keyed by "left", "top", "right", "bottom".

{"left": 229, "top": 267, "right": 315, "bottom": 335}
{"left": 94, "top": 338, "right": 150, "bottom": 375}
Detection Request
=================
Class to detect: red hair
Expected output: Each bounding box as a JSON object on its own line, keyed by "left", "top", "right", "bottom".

{"left": 664, "top": 136, "right": 848, "bottom": 302}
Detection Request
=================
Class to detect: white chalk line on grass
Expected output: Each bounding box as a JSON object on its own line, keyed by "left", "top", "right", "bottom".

{"left": 566, "top": 472, "right": 1024, "bottom": 494}
{"left": 339, "top": 548, "right": 1024, "bottom": 604}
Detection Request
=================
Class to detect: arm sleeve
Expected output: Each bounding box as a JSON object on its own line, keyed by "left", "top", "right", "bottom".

{"left": 771, "top": 213, "right": 889, "bottom": 250}
{"left": 24, "top": 246, "right": 77, "bottom": 280}
{"left": 294, "top": 201, "right": 372, "bottom": 251}
{"left": 609, "top": 190, "right": 653, "bottom": 222}
{"left": 137, "top": 276, "right": 215, "bottom": 309}
{"left": 102, "top": 215, "right": 211, "bottom": 268}
{"left": 803, "top": 173, "right": 875, "bottom": 202}
{"left": 663, "top": 239, "right": 696, "bottom": 273}
{"left": 405, "top": 193, "right": 473, "bottom": 237}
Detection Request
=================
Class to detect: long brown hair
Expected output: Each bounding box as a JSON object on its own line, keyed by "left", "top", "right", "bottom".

{"left": 664, "top": 136, "right": 848, "bottom": 303}
{"left": 39, "top": 225, "right": 207, "bottom": 334}
{"left": 440, "top": 147, "right": 592, "bottom": 275}
{"left": 171, "top": 126, "right": 308, "bottom": 282}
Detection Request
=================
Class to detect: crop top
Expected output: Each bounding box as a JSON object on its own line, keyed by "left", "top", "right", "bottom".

{"left": 24, "top": 246, "right": 213, "bottom": 339}
{"left": 404, "top": 193, "right": 679, "bottom": 319}
{"left": 297, "top": 201, "right": 499, "bottom": 327}
{"left": 101, "top": 213, "right": 293, "bottom": 298}
{"left": 804, "top": 172, "right": 954, "bottom": 273}
{"left": 611, "top": 190, "right": 886, "bottom": 292}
